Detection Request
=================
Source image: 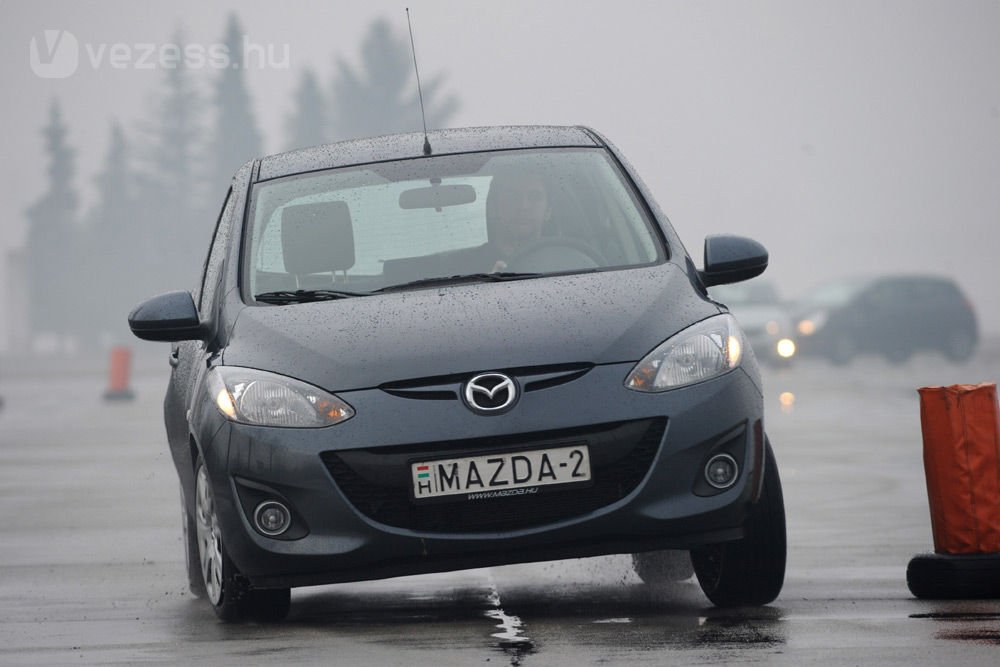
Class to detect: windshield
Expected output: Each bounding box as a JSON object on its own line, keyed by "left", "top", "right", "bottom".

{"left": 244, "top": 148, "right": 664, "bottom": 299}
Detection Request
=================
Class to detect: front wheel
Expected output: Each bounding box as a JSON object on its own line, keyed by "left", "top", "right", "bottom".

{"left": 691, "top": 441, "right": 786, "bottom": 607}
{"left": 194, "top": 458, "right": 290, "bottom": 622}
{"left": 181, "top": 484, "right": 206, "bottom": 598}
{"left": 942, "top": 330, "right": 975, "bottom": 363}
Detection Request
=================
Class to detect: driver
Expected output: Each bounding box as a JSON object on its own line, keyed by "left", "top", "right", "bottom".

{"left": 484, "top": 170, "right": 552, "bottom": 272}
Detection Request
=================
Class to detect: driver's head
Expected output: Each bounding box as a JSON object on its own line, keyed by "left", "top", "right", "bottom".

{"left": 485, "top": 169, "right": 552, "bottom": 250}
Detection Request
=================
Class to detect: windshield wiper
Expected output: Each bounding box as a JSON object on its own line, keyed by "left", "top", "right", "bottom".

{"left": 254, "top": 289, "right": 369, "bottom": 304}
{"left": 373, "top": 272, "right": 543, "bottom": 294}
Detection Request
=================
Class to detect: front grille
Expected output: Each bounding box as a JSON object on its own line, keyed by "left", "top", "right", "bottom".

{"left": 379, "top": 363, "right": 593, "bottom": 401}
{"left": 320, "top": 418, "right": 666, "bottom": 533}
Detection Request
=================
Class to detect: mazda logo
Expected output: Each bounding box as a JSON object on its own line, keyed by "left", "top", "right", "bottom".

{"left": 464, "top": 373, "right": 518, "bottom": 414}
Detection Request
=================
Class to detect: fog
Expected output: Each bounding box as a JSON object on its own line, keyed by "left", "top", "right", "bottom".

{"left": 1, "top": 0, "right": 998, "bottom": 352}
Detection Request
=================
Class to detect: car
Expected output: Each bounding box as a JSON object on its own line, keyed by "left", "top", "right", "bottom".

{"left": 709, "top": 281, "right": 797, "bottom": 366}
{"left": 792, "top": 274, "right": 978, "bottom": 365}
{"left": 128, "top": 125, "right": 786, "bottom": 621}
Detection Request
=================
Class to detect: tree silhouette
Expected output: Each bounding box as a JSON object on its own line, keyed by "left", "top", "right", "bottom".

{"left": 85, "top": 121, "right": 138, "bottom": 344}
{"left": 285, "top": 68, "right": 328, "bottom": 150}
{"left": 25, "top": 99, "right": 79, "bottom": 345}
{"left": 135, "top": 29, "right": 206, "bottom": 293}
{"left": 209, "top": 14, "right": 263, "bottom": 191}
{"left": 16, "top": 14, "right": 467, "bottom": 350}
{"left": 329, "top": 18, "right": 459, "bottom": 141}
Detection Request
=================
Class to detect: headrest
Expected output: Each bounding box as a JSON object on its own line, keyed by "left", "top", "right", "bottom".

{"left": 281, "top": 201, "right": 355, "bottom": 274}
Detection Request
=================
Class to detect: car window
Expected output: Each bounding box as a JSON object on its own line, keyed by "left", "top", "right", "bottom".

{"left": 800, "top": 278, "right": 871, "bottom": 308}
{"left": 254, "top": 177, "right": 491, "bottom": 276}
{"left": 199, "top": 188, "right": 235, "bottom": 317}
{"left": 914, "top": 279, "right": 959, "bottom": 304}
{"left": 245, "top": 148, "right": 664, "bottom": 298}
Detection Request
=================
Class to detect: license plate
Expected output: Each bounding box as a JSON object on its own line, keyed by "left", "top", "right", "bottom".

{"left": 411, "top": 444, "right": 591, "bottom": 502}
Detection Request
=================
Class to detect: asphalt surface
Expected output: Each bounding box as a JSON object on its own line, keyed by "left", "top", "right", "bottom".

{"left": 1, "top": 345, "right": 999, "bottom": 665}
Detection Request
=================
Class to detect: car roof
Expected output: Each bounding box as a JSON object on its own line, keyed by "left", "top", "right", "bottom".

{"left": 256, "top": 125, "right": 602, "bottom": 181}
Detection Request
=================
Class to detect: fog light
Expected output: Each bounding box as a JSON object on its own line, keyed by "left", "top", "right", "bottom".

{"left": 253, "top": 501, "right": 291, "bottom": 536}
{"left": 705, "top": 454, "right": 739, "bottom": 490}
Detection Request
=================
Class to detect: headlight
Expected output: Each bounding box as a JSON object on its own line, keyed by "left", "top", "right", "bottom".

{"left": 625, "top": 314, "right": 744, "bottom": 392}
{"left": 776, "top": 338, "right": 796, "bottom": 358}
{"left": 797, "top": 311, "right": 827, "bottom": 336}
{"left": 206, "top": 366, "right": 354, "bottom": 427}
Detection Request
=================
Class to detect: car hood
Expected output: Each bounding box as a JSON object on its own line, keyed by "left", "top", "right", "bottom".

{"left": 223, "top": 263, "right": 720, "bottom": 392}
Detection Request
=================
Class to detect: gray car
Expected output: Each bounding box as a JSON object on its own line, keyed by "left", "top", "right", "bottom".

{"left": 129, "top": 125, "right": 785, "bottom": 621}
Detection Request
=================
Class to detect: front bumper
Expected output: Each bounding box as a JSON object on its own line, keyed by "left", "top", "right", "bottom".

{"left": 196, "top": 363, "right": 765, "bottom": 589}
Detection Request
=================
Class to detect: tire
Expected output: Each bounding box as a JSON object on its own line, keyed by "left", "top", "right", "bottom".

{"left": 181, "top": 484, "right": 206, "bottom": 598}
{"left": 691, "top": 442, "right": 786, "bottom": 607}
{"left": 942, "top": 330, "right": 975, "bottom": 363}
{"left": 907, "top": 552, "right": 1000, "bottom": 600}
{"left": 884, "top": 345, "right": 912, "bottom": 365}
{"left": 194, "top": 458, "right": 291, "bottom": 622}
{"left": 248, "top": 588, "right": 292, "bottom": 622}
{"left": 632, "top": 549, "right": 695, "bottom": 585}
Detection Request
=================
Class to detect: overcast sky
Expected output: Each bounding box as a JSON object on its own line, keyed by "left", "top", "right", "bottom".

{"left": 1, "top": 0, "right": 998, "bottom": 350}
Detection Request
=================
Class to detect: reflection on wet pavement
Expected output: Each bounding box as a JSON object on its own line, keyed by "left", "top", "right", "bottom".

{"left": 911, "top": 611, "right": 1000, "bottom": 646}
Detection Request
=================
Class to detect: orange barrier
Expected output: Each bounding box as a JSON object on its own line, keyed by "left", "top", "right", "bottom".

{"left": 918, "top": 383, "right": 1000, "bottom": 554}
{"left": 103, "top": 346, "right": 136, "bottom": 401}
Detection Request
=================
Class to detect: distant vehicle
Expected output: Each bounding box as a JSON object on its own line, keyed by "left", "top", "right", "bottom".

{"left": 792, "top": 275, "right": 978, "bottom": 365}
{"left": 710, "top": 281, "right": 797, "bottom": 366}
{"left": 129, "top": 125, "right": 786, "bottom": 621}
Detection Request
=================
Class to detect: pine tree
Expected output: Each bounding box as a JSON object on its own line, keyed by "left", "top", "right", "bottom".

{"left": 209, "top": 13, "right": 263, "bottom": 190}
{"left": 135, "top": 28, "right": 206, "bottom": 293}
{"left": 330, "top": 18, "right": 459, "bottom": 141}
{"left": 285, "top": 68, "right": 327, "bottom": 150}
{"left": 25, "top": 99, "right": 79, "bottom": 346}
{"left": 85, "top": 121, "right": 137, "bottom": 343}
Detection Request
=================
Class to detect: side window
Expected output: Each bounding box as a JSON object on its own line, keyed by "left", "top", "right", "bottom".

{"left": 199, "top": 188, "right": 236, "bottom": 317}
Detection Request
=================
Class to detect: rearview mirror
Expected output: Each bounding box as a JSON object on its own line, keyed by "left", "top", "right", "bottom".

{"left": 128, "top": 291, "right": 204, "bottom": 342}
{"left": 398, "top": 184, "right": 477, "bottom": 210}
{"left": 699, "top": 235, "right": 768, "bottom": 287}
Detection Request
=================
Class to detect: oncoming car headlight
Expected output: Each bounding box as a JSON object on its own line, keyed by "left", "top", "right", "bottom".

{"left": 206, "top": 367, "right": 354, "bottom": 427}
{"left": 625, "top": 314, "right": 744, "bottom": 392}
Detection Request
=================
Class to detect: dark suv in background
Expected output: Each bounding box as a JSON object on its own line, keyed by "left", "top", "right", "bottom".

{"left": 792, "top": 275, "right": 978, "bottom": 365}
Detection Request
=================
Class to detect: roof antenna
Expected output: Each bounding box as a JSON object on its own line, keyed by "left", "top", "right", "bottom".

{"left": 406, "top": 8, "right": 432, "bottom": 156}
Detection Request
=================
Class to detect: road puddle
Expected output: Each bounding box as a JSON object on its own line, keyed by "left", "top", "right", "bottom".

{"left": 485, "top": 580, "right": 535, "bottom": 665}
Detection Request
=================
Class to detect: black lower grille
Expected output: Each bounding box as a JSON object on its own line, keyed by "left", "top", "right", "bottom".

{"left": 320, "top": 418, "right": 666, "bottom": 533}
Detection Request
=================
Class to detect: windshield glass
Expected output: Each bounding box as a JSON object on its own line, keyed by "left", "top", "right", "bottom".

{"left": 244, "top": 148, "right": 664, "bottom": 299}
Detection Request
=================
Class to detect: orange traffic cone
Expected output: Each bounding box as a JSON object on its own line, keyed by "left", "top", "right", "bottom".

{"left": 907, "top": 383, "right": 1000, "bottom": 599}
{"left": 103, "top": 346, "right": 136, "bottom": 401}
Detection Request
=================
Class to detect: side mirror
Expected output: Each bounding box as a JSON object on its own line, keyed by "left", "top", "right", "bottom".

{"left": 699, "top": 235, "right": 768, "bottom": 287}
{"left": 128, "top": 291, "right": 204, "bottom": 342}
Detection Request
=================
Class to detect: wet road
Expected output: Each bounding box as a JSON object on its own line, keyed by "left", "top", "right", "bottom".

{"left": 1, "top": 346, "right": 999, "bottom": 665}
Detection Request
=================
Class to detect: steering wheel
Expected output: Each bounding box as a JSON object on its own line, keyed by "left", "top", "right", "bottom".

{"left": 505, "top": 238, "right": 605, "bottom": 273}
